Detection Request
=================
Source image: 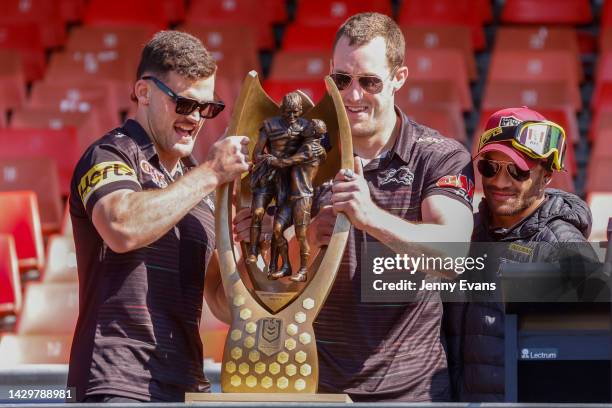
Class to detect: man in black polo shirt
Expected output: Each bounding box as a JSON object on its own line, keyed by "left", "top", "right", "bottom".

{"left": 225, "top": 13, "right": 475, "bottom": 402}
{"left": 67, "top": 31, "right": 250, "bottom": 402}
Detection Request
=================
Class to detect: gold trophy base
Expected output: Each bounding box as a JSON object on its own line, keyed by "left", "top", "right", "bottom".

{"left": 185, "top": 393, "right": 353, "bottom": 403}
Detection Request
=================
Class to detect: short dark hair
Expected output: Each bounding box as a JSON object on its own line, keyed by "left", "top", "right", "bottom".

{"left": 136, "top": 31, "right": 216, "bottom": 80}
{"left": 333, "top": 12, "right": 405, "bottom": 70}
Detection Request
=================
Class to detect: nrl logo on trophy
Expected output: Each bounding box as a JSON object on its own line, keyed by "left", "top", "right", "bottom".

{"left": 214, "top": 71, "right": 353, "bottom": 395}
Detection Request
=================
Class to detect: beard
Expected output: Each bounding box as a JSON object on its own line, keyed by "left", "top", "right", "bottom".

{"left": 486, "top": 172, "right": 547, "bottom": 217}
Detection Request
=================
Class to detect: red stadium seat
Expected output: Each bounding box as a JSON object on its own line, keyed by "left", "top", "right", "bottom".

{"left": 396, "top": 79, "right": 463, "bottom": 110}
{"left": 586, "top": 161, "right": 612, "bottom": 193}
{"left": 589, "top": 105, "right": 612, "bottom": 142}
{"left": 269, "top": 50, "right": 331, "bottom": 80}
{"left": 405, "top": 49, "right": 472, "bottom": 111}
{"left": 0, "top": 0, "right": 66, "bottom": 48}
{"left": 294, "top": 0, "right": 392, "bottom": 25}
{"left": 587, "top": 193, "right": 612, "bottom": 242}
{"left": 282, "top": 23, "right": 337, "bottom": 52}
{"left": 187, "top": 0, "right": 287, "bottom": 50}
{"left": 403, "top": 106, "right": 467, "bottom": 143}
{"left": 495, "top": 27, "right": 582, "bottom": 82}
{"left": 487, "top": 51, "right": 582, "bottom": 111}
{"left": 180, "top": 23, "right": 260, "bottom": 83}
{"left": 29, "top": 82, "right": 121, "bottom": 133}
{"left": 59, "top": 0, "right": 85, "bottom": 23}
{"left": 0, "top": 49, "right": 27, "bottom": 113}
{"left": 398, "top": 0, "right": 486, "bottom": 51}
{"left": 84, "top": 0, "right": 181, "bottom": 29}
{"left": 66, "top": 25, "right": 154, "bottom": 54}
{"left": 17, "top": 282, "right": 78, "bottom": 335}
{"left": 0, "top": 234, "right": 21, "bottom": 316}
{"left": 11, "top": 108, "right": 103, "bottom": 151}
{"left": 42, "top": 235, "right": 77, "bottom": 283}
{"left": 45, "top": 50, "right": 135, "bottom": 112}
{"left": 0, "top": 158, "right": 63, "bottom": 234}
{"left": 0, "top": 128, "right": 81, "bottom": 195}
{"left": 402, "top": 25, "right": 477, "bottom": 80}
{"left": 0, "top": 334, "right": 72, "bottom": 366}
{"left": 263, "top": 79, "right": 326, "bottom": 105}
{"left": 502, "top": 0, "right": 592, "bottom": 25}
{"left": 0, "top": 191, "right": 44, "bottom": 272}
{"left": 0, "top": 23, "right": 46, "bottom": 82}
{"left": 591, "top": 129, "right": 612, "bottom": 158}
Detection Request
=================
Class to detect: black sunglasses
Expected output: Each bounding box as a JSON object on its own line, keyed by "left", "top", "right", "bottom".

{"left": 477, "top": 159, "right": 531, "bottom": 182}
{"left": 330, "top": 68, "right": 397, "bottom": 94}
{"left": 142, "top": 75, "right": 225, "bottom": 118}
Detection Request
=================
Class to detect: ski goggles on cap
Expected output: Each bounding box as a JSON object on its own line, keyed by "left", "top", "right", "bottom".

{"left": 478, "top": 120, "right": 566, "bottom": 171}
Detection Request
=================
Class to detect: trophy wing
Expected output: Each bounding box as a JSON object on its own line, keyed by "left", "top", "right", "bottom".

{"left": 304, "top": 76, "right": 353, "bottom": 186}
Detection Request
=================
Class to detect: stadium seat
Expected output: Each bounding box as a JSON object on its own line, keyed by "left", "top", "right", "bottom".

{"left": 0, "top": 234, "right": 21, "bottom": 316}
{"left": 487, "top": 51, "right": 582, "bottom": 111}
{"left": 0, "top": 334, "right": 72, "bottom": 366}
{"left": 17, "top": 282, "right": 78, "bottom": 335}
{"left": 200, "top": 295, "right": 229, "bottom": 362}
{"left": 0, "top": 191, "right": 45, "bottom": 272}
{"left": 396, "top": 79, "right": 463, "bottom": 110}
{"left": 0, "top": 158, "right": 63, "bottom": 234}
{"left": 405, "top": 49, "right": 472, "bottom": 111}
{"left": 10, "top": 107, "right": 103, "bottom": 151}
{"left": 84, "top": 0, "right": 181, "bottom": 29}
{"left": 263, "top": 79, "right": 326, "bottom": 105}
{"left": 586, "top": 161, "right": 612, "bottom": 193}
{"left": 187, "top": 0, "right": 287, "bottom": 50}
{"left": 592, "top": 53, "right": 612, "bottom": 111}
{"left": 282, "top": 23, "right": 337, "bottom": 52}
{"left": 42, "top": 235, "right": 77, "bottom": 283}
{"left": 45, "top": 50, "right": 135, "bottom": 112}
{"left": 0, "top": 23, "right": 46, "bottom": 81}
{"left": 494, "top": 27, "right": 582, "bottom": 82}
{"left": 502, "top": 0, "right": 592, "bottom": 25}
{"left": 179, "top": 23, "right": 260, "bottom": 83}
{"left": 29, "top": 82, "right": 121, "bottom": 134}
{"left": 402, "top": 25, "right": 477, "bottom": 80}
{"left": 587, "top": 193, "right": 612, "bottom": 242}
{"left": 269, "top": 50, "right": 331, "bottom": 80}
{"left": 397, "top": 0, "right": 487, "bottom": 51}
{"left": 59, "top": 0, "right": 85, "bottom": 23}
{"left": 294, "top": 0, "right": 392, "bottom": 26}
{"left": 66, "top": 25, "right": 154, "bottom": 55}
{"left": 403, "top": 106, "right": 467, "bottom": 143}
{"left": 591, "top": 129, "right": 612, "bottom": 158}
{"left": 0, "top": 128, "right": 81, "bottom": 195}
{"left": 0, "top": 49, "right": 27, "bottom": 113}
{"left": 0, "top": 0, "right": 66, "bottom": 48}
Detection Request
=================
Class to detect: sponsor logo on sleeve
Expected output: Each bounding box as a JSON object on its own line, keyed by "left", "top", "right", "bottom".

{"left": 78, "top": 161, "right": 139, "bottom": 205}
{"left": 436, "top": 174, "right": 475, "bottom": 202}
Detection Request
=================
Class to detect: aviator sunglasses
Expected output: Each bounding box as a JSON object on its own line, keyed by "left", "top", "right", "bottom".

{"left": 330, "top": 67, "right": 397, "bottom": 94}
{"left": 142, "top": 76, "right": 225, "bottom": 118}
{"left": 477, "top": 159, "right": 531, "bottom": 182}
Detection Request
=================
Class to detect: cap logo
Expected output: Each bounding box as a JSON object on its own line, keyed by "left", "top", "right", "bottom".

{"left": 499, "top": 116, "right": 521, "bottom": 127}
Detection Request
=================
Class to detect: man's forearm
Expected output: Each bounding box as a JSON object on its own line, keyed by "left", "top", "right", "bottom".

{"left": 100, "top": 163, "right": 220, "bottom": 252}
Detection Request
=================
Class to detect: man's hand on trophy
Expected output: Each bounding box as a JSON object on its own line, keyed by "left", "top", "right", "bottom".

{"left": 233, "top": 207, "right": 273, "bottom": 243}
{"left": 307, "top": 205, "right": 336, "bottom": 248}
{"left": 204, "top": 136, "right": 251, "bottom": 185}
{"left": 331, "top": 157, "right": 376, "bottom": 230}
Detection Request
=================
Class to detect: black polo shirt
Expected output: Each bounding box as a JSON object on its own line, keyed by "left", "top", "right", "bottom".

{"left": 312, "top": 107, "right": 474, "bottom": 402}
{"left": 67, "top": 119, "right": 216, "bottom": 402}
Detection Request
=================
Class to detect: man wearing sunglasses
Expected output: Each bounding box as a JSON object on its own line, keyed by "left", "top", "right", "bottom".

{"left": 299, "top": 12, "right": 474, "bottom": 402}
{"left": 444, "top": 107, "right": 597, "bottom": 401}
{"left": 67, "top": 31, "right": 250, "bottom": 402}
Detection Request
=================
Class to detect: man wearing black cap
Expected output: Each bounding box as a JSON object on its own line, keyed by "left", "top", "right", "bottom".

{"left": 444, "top": 107, "right": 598, "bottom": 401}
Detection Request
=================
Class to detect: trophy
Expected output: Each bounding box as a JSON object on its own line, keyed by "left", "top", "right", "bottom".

{"left": 213, "top": 71, "right": 353, "bottom": 396}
